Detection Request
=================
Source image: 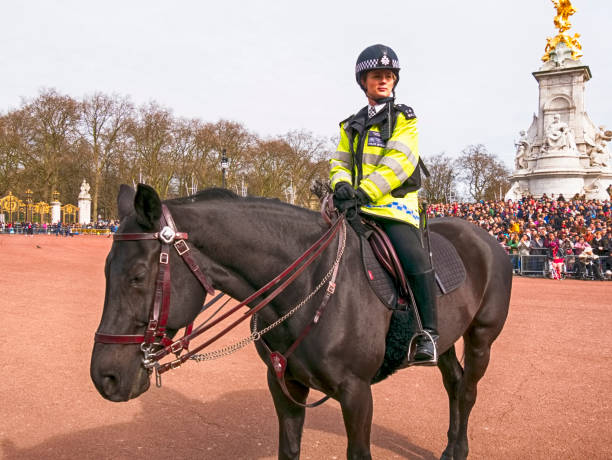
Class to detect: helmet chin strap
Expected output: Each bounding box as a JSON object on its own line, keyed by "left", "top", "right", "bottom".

{"left": 369, "top": 95, "right": 395, "bottom": 105}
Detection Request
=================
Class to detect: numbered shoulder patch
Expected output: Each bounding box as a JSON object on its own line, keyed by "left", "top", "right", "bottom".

{"left": 394, "top": 104, "right": 416, "bottom": 119}
{"left": 367, "top": 130, "right": 386, "bottom": 148}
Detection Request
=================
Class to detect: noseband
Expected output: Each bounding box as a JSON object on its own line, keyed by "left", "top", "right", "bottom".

{"left": 94, "top": 204, "right": 215, "bottom": 354}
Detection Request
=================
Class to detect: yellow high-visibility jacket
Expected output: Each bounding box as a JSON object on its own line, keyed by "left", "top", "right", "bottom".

{"left": 330, "top": 104, "right": 422, "bottom": 228}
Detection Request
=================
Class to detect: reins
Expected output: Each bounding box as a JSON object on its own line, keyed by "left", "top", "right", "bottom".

{"left": 95, "top": 202, "right": 347, "bottom": 404}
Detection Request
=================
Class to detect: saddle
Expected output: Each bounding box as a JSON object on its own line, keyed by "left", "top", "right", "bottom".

{"left": 318, "top": 195, "right": 466, "bottom": 310}
{"left": 361, "top": 218, "right": 466, "bottom": 310}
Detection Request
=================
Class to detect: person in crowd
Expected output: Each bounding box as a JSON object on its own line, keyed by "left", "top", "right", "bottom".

{"left": 330, "top": 44, "right": 437, "bottom": 364}
{"left": 573, "top": 236, "right": 590, "bottom": 257}
{"left": 546, "top": 236, "right": 566, "bottom": 279}
{"left": 577, "top": 247, "right": 603, "bottom": 280}
{"left": 591, "top": 231, "right": 609, "bottom": 257}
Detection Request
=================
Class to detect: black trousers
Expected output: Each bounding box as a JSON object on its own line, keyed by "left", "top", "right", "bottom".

{"left": 373, "top": 218, "right": 431, "bottom": 275}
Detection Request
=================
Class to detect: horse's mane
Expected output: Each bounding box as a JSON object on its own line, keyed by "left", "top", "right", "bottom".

{"left": 167, "top": 187, "right": 238, "bottom": 204}
{"left": 168, "top": 187, "right": 317, "bottom": 217}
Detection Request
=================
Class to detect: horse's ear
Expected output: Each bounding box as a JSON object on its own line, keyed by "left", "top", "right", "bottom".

{"left": 117, "top": 185, "right": 136, "bottom": 221}
{"left": 134, "top": 184, "right": 162, "bottom": 230}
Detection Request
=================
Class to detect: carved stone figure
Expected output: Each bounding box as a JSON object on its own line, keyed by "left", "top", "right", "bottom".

{"left": 589, "top": 141, "right": 610, "bottom": 168}
{"left": 585, "top": 125, "right": 612, "bottom": 167}
{"left": 79, "top": 179, "right": 91, "bottom": 200}
{"left": 583, "top": 178, "right": 601, "bottom": 194}
{"left": 543, "top": 113, "right": 576, "bottom": 152}
{"left": 514, "top": 130, "right": 529, "bottom": 170}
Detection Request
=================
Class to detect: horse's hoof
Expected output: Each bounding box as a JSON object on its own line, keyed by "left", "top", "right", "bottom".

{"left": 440, "top": 454, "right": 453, "bottom": 460}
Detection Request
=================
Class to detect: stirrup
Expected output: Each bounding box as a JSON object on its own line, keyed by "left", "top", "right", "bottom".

{"left": 407, "top": 330, "right": 438, "bottom": 367}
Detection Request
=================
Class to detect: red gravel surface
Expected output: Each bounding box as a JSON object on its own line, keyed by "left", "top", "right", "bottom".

{"left": 1, "top": 234, "right": 611, "bottom": 459}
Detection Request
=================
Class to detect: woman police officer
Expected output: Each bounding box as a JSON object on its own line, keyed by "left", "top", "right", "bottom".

{"left": 329, "top": 44, "right": 438, "bottom": 364}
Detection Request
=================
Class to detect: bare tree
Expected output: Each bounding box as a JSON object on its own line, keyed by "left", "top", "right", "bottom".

{"left": 80, "top": 92, "right": 133, "bottom": 220}
{"left": 280, "top": 130, "right": 331, "bottom": 206}
{"left": 126, "top": 102, "right": 177, "bottom": 198}
{"left": 18, "top": 89, "right": 80, "bottom": 201}
{"left": 0, "top": 113, "right": 25, "bottom": 195}
{"left": 456, "top": 144, "right": 510, "bottom": 202}
{"left": 422, "top": 152, "right": 457, "bottom": 203}
{"left": 192, "top": 120, "right": 254, "bottom": 191}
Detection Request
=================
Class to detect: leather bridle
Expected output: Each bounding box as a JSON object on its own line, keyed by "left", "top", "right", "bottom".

{"left": 94, "top": 204, "right": 215, "bottom": 354}
{"left": 94, "top": 201, "right": 346, "bottom": 400}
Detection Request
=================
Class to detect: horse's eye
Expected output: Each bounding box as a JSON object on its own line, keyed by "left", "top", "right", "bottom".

{"left": 129, "top": 272, "right": 147, "bottom": 286}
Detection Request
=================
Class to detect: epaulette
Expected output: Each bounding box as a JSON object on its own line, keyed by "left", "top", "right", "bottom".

{"left": 394, "top": 104, "right": 416, "bottom": 120}
{"left": 339, "top": 114, "right": 354, "bottom": 127}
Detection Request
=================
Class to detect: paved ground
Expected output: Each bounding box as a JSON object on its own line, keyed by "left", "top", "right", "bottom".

{"left": 1, "top": 234, "right": 611, "bottom": 459}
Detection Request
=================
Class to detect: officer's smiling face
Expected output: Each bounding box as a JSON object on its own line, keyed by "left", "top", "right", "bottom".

{"left": 363, "top": 70, "right": 395, "bottom": 102}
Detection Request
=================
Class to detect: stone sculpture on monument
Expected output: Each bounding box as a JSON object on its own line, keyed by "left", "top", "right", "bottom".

{"left": 543, "top": 113, "right": 577, "bottom": 153}
{"left": 514, "top": 130, "right": 529, "bottom": 170}
{"left": 585, "top": 126, "right": 612, "bottom": 168}
{"left": 78, "top": 179, "right": 92, "bottom": 225}
{"left": 505, "top": 0, "right": 612, "bottom": 202}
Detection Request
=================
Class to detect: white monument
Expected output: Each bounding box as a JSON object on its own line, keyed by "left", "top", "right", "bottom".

{"left": 51, "top": 191, "right": 61, "bottom": 224}
{"left": 78, "top": 179, "right": 91, "bottom": 225}
{"left": 506, "top": 1, "right": 612, "bottom": 201}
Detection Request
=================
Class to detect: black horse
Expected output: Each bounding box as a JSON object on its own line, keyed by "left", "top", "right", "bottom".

{"left": 90, "top": 184, "right": 511, "bottom": 460}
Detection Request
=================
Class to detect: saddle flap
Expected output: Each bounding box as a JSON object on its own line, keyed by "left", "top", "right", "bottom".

{"left": 360, "top": 235, "right": 398, "bottom": 309}
{"left": 361, "top": 222, "right": 467, "bottom": 309}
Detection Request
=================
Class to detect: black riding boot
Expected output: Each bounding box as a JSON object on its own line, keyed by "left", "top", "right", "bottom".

{"left": 407, "top": 269, "right": 438, "bottom": 365}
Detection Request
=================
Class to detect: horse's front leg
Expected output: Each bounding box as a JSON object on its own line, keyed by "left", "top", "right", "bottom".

{"left": 339, "top": 379, "right": 374, "bottom": 460}
{"left": 266, "top": 368, "right": 309, "bottom": 460}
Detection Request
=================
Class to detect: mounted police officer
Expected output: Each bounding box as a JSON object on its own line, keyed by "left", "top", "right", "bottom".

{"left": 329, "top": 44, "right": 438, "bottom": 364}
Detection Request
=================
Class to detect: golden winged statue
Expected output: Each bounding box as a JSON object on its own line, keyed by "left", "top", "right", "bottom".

{"left": 542, "top": 0, "right": 583, "bottom": 62}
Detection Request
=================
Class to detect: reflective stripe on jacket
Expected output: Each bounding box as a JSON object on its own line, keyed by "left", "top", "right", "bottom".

{"left": 330, "top": 109, "right": 420, "bottom": 227}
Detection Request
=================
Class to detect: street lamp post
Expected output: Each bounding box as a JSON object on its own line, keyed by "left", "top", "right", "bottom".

{"left": 8, "top": 191, "right": 14, "bottom": 223}
{"left": 221, "top": 149, "right": 229, "bottom": 188}
{"left": 25, "top": 189, "right": 33, "bottom": 222}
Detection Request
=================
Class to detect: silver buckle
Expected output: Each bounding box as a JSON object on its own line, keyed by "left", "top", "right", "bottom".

{"left": 159, "top": 226, "right": 176, "bottom": 244}
{"left": 174, "top": 240, "right": 189, "bottom": 255}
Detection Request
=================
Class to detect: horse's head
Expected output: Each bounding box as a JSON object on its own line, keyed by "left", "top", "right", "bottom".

{"left": 90, "top": 184, "right": 208, "bottom": 402}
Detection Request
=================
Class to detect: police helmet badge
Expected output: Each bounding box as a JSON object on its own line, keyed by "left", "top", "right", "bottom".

{"left": 380, "top": 53, "right": 390, "bottom": 66}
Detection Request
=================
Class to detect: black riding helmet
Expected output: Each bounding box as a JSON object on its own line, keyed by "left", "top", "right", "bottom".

{"left": 355, "top": 44, "right": 401, "bottom": 93}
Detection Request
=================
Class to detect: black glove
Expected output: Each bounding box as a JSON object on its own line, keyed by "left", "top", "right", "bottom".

{"left": 334, "top": 182, "right": 355, "bottom": 200}
{"left": 355, "top": 188, "right": 371, "bottom": 206}
{"left": 334, "top": 197, "right": 358, "bottom": 213}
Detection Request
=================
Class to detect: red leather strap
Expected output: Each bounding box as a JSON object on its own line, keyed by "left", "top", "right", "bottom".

{"left": 113, "top": 233, "right": 159, "bottom": 241}
{"left": 268, "top": 352, "right": 331, "bottom": 408}
{"left": 173, "top": 240, "right": 215, "bottom": 295}
{"left": 95, "top": 333, "right": 144, "bottom": 344}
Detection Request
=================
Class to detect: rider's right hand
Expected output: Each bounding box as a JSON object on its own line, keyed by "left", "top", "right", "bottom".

{"left": 333, "top": 182, "right": 355, "bottom": 201}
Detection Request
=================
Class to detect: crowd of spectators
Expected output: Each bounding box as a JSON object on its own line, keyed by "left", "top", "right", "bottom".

{"left": 427, "top": 194, "right": 612, "bottom": 280}
{"left": 0, "top": 219, "right": 120, "bottom": 235}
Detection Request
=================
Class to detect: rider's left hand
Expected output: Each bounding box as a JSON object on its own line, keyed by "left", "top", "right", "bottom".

{"left": 355, "top": 188, "right": 371, "bottom": 206}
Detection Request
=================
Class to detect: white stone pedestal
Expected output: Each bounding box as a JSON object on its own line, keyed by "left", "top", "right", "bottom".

{"left": 78, "top": 198, "right": 91, "bottom": 225}
{"left": 51, "top": 201, "right": 61, "bottom": 224}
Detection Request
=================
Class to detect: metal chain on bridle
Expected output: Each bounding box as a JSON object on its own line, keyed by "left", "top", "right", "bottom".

{"left": 188, "top": 222, "right": 347, "bottom": 362}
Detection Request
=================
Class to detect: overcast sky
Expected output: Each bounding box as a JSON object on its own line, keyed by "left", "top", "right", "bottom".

{"left": 1, "top": 1, "right": 611, "bottom": 168}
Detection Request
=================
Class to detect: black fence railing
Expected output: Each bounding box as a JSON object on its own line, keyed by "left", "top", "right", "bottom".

{"left": 510, "top": 253, "right": 611, "bottom": 280}
{"left": 0, "top": 226, "right": 113, "bottom": 236}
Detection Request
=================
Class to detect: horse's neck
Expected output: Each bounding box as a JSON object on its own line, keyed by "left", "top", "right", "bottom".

{"left": 173, "top": 199, "right": 325, "bottom": 304}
